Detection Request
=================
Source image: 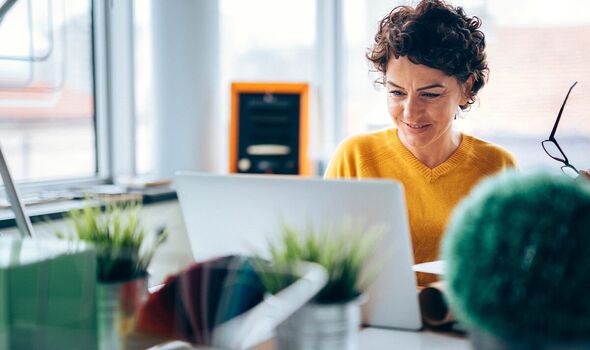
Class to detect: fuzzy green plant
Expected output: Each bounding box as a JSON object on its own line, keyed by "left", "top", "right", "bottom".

{"left": 442, "top": 170, "right": 590, "bottom": 342}
{"left": 257, "top": 221, "right": 383, "bottom": 304}
{"left": 57, "top": 200, "right": 167, "bottom": 283}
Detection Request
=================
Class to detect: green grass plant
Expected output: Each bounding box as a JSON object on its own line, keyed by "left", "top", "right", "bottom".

{"left": 57, "top": 200, "right": 167, "bottom": 283}
{"left": 258, "top": 220, "right": 383, "bottom": 304}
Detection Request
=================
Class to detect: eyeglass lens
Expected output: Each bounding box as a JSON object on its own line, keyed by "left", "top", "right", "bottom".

{"left": 541, "top": 140, "right": 566, "bottom": 162}
{"left": 562, "top": 165, "right": 579, "bottom": 178}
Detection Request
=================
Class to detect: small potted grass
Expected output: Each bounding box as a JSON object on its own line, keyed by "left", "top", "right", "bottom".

{"left": 442, "top": 171, "right": 590, "bottom": 349}
{"left": 257, "top": 221, "right": 383, "bottom": 350}
{"left": 57, "top": 199, "right": 167, "bottom": 350}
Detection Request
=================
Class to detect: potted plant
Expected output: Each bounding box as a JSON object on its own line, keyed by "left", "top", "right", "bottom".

{"left": 57, "top": 199, "right": 167, "bottom": 350}
{"left": 257, "top": 221, "right": 383, "bottom": 350}
{"left": 442, "top": 171, "right": 590, "bottom": 349}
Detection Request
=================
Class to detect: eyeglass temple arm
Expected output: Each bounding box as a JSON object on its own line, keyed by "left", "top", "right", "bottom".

{"left": 550, "top": 81, "right": 578, "bottom": 138}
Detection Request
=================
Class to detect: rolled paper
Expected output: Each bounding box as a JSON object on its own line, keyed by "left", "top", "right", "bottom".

{"left": 418, "top": 281, "right": 455, "bottom": 327}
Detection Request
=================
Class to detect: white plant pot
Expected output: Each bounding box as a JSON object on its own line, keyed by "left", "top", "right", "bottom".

{"left": 275, "top": 295, "right": 365, "bottom": 350}
{"left": 97, "top": 277, "right": 148, "bottom": 350}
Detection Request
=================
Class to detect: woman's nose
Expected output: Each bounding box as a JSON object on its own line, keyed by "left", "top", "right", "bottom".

{"left": 403, "top": 96, "right": 420, "bottom": 121}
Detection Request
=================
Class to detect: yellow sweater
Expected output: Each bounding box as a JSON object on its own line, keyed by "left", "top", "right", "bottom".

{"left": 324, "top": 128, "right": 516, "bottom": 284}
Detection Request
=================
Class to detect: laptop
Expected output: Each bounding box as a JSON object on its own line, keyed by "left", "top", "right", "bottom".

{"left": 0, "top": 143, "right": 35, "bottom": 238}
{"left": 174, "top": 172, "right": 422, "bottom": 331}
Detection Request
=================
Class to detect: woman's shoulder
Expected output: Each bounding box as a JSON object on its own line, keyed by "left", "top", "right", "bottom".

{"left": 464, "top": 134, "right": 518, "bottom": 168}
{"left": 335, "top": 127, "right": 394, "bottom": 152}
{"left": 324, "top": 128, "right": 395, "bottom": 178}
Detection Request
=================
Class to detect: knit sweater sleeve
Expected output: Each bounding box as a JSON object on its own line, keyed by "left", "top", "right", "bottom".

{"left": 471, "top": 139, "right": 518, "bottom": 175}
{"left": 503, "top": 150, "right": 518, "bottom": 168}
{"left": 324, "top": 136, "right": 365, "bottom": 179}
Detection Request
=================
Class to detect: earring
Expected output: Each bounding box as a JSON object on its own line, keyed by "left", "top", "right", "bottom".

{"left": 455, "top": 106, "right": 464, "bottom": 120}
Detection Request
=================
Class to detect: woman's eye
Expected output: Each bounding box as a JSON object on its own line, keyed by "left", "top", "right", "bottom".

{"left": 389, "top": 90, "right": 405, "bottom": 96}
{"left": 422, "top": 92, "right": 440, "bottom": 98}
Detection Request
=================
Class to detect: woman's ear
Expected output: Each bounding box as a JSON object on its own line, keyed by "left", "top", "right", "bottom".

{"left": 460, "top": 75, "right": 476, "bottom": 106}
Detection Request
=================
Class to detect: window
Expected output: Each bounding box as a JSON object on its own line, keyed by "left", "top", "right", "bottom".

{"left": 0, "top": 0, "right": 97, "bottom": 182}
{"left": 464, "top": 0, "right": 590, "bottom": 171}
{"left": 341, "top": 0, "right": 590, "bottom": 171}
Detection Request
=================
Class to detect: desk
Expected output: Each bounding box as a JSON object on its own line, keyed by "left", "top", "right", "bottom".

{"left": 135, "top": 200, "right": 471, "bottom": 350}
{"left": 360, "top": 328, "right": 469, "bottom": 349}
{"left": 4, "top": 200, "right": 471, "bottom": 350}
{"left": 152, "top": 328, "right": 470, "bottom": 349}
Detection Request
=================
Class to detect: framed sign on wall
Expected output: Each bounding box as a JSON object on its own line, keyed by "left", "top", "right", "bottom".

{"left": 229, "top": 82, "right": 310, "bottom": 175}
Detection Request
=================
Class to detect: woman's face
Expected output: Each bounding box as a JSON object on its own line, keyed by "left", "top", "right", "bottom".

{"left": 386, "top": 56, "right": 469, "bottom": 151}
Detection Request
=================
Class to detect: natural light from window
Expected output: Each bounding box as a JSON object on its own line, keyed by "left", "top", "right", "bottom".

{"left": 0, "top": 0, "right": 95, "bottom": 182}
{"left": 342, "top": 0, "right": 590, "bottom": 172}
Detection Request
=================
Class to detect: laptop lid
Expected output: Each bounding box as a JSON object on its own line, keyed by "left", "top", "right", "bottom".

{"left": 174, "top": 172, "right": 422, "bottom": 331}
{"left": 0, "top": 143, "right": 34, "bottom": 238}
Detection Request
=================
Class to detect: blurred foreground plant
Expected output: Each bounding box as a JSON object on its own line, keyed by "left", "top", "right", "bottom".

{"left": 258, "top": 220, "right": 384, "bottom": 303}
{"left": 57, "top": 200, "right": 167, "bottom": 283}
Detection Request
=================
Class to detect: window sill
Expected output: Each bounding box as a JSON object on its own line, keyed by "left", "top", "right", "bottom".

{"left": 0, "top": 187, "right": 177, "bottom": 229}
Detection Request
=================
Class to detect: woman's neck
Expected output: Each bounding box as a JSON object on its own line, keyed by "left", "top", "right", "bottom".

{"left": 400, "top": 129, "right": 462, "bottom": 169}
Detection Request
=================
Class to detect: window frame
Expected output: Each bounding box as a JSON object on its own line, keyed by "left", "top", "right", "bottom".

{"left": 0, "top": 0, "right": 348, "bottom": 192}
{"left": 0, "top": 0, "right": 138, "bottom": 196}
{"left": 316, "top": 0, "right": 346, "bottom": 162}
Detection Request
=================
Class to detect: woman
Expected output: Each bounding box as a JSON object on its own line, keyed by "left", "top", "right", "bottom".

{"left": 325, "top": 0, "right": 516, "bottom": 285}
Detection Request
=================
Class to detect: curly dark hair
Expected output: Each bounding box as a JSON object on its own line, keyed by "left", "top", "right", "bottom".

{"left": 367, "top": 0, "right": 488, "bottom": 109}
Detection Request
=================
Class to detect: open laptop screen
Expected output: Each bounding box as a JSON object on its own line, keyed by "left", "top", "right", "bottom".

{"left": 174, "top": 172, "right": 422, "bottom": 331}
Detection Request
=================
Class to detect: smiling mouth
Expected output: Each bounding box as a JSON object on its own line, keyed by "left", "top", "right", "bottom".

{"left": 403, "top": 122, "right": 431, "bottom": 129}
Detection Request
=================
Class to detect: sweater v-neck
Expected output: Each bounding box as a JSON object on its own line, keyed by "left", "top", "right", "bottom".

{"left": 387, "top": 128, "right": 473, "bottom": 182}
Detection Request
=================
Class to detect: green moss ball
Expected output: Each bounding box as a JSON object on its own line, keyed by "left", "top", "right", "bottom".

{"left": 442, "top": 171, "right": 590, "bottom": 342}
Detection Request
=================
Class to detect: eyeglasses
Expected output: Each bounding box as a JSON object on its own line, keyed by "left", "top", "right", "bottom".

{"left": 541, "top": 81, "right": 580, "bottom": 178}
